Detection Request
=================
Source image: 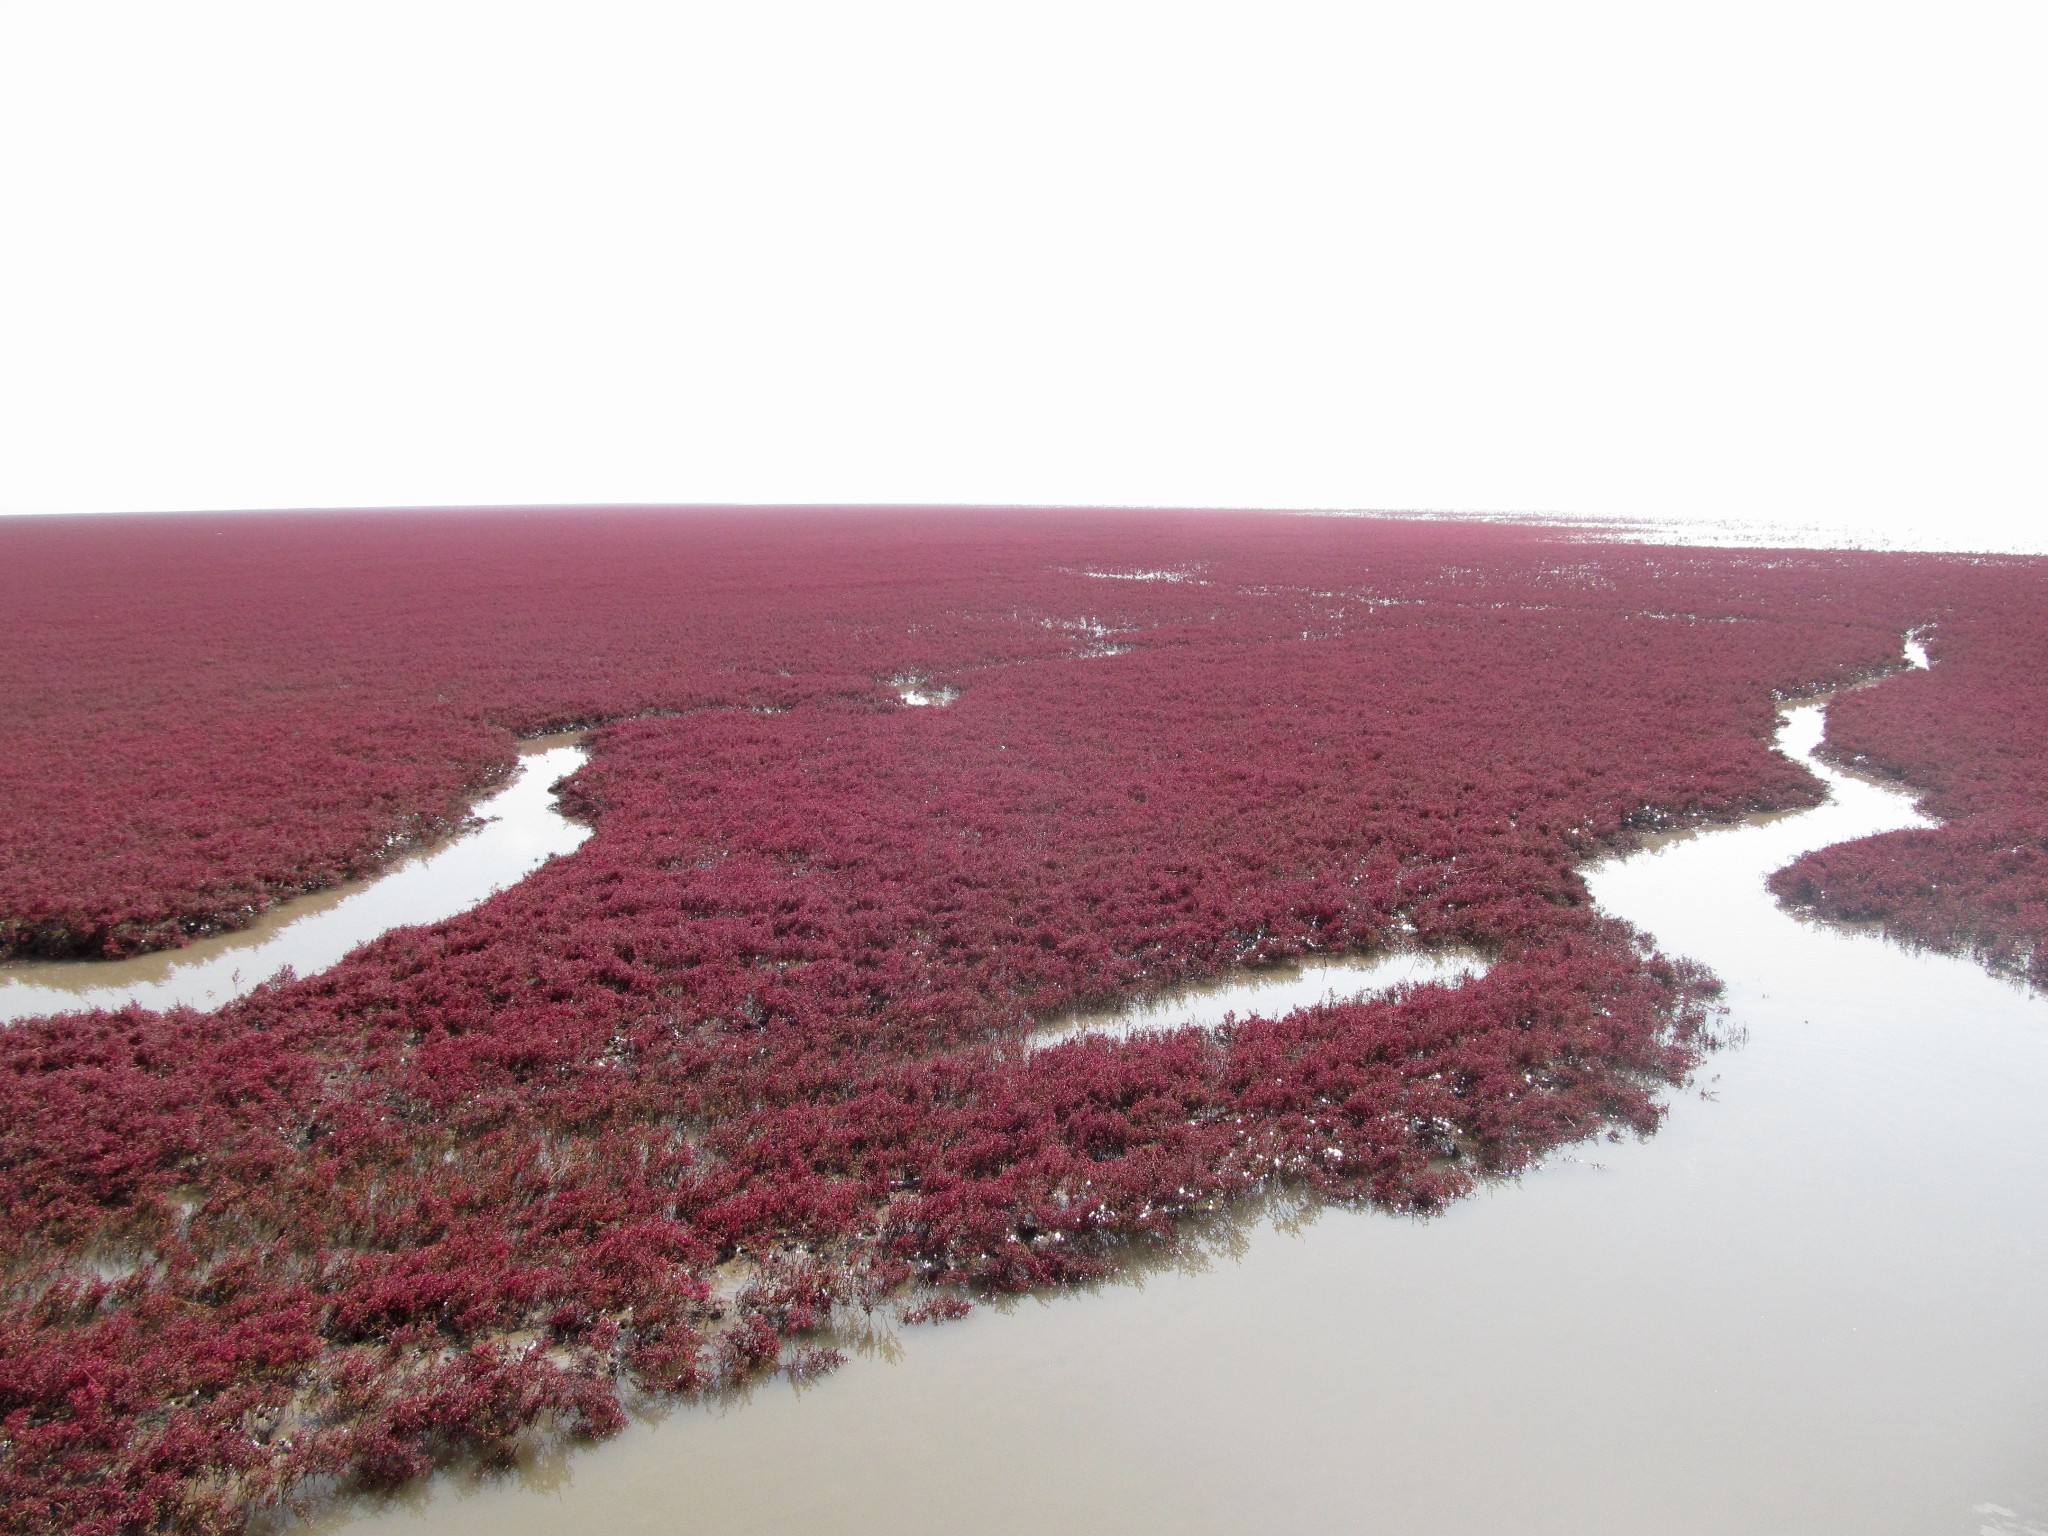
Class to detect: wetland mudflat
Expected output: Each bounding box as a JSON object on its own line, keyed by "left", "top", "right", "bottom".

{"left": 10, "top": 514, "right": 2044, "bottom": 1536}
{"left": 325, "top": 699, "right": 2048, "bottom": 1536}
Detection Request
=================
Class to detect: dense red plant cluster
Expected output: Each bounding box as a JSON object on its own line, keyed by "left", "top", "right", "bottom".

{"left": 0, "top": 509, "right": 2039, "bottom": 1533}
{"left": 0, "top": 509, "right": 1964, "bottom": 964}
{"left": 1768, "top": 564, "right": 2048, "bottom": 985}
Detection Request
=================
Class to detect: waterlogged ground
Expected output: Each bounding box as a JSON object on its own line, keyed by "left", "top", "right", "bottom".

{"left": 1028, "top": 948, "right": 1490, "bottom": 1049}
{"left": 0, "top": 738, "right": 588, "bottom": 1023}
{"left": 7, "top": 512, "right": 2046, "bottom": 1534}
{"left": 319, "top": 699, "right": 2048, "bottom": 1536}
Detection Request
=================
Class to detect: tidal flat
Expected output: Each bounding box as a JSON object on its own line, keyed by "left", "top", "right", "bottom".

{"left": 4, "top": 509, "right": 2045, "bottom": 1536}
{"left": 321, "top": 690, "right": 2048, "bottom": 1536}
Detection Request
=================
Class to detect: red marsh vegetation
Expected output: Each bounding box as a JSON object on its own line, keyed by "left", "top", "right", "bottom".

{"left": 1768, "top": 564, "right": 2048, "bottom": 986}
{"left": 0, "top": 509, "right": 2040, "bottom": 1533}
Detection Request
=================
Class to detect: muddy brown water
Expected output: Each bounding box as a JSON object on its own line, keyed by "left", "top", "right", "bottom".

{"left": 0, "top": 736, "right": 590, "bottom": 1022}
{"left": 314, "top": 686, "right": 2048, "bottom": 1536}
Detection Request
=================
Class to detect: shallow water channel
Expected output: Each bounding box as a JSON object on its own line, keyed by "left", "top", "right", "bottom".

{"left": 0, "top": 736, "right": 590, "bottom": 1023}
{"left": 1028, "top": 947, "right": 1488, "bottom": 1050}
{"left": 326, "top": 686, "right": 2048, "bottom": 1536}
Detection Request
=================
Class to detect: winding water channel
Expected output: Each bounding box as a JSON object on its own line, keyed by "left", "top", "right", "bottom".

{"left": 1028, "top": 947, "right": 1490, "bottom": 1050}
{"left": 8, "top": 653, "right": 2043, "bottom": 1534}
{"left": 319, "top": 660, "right": 2048, "bottom": 1536}
{"left": 0, "top": 736, "right": 590, "bottom": 1023}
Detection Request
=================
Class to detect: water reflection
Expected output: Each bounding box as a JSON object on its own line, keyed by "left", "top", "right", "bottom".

{"left": 0, "top": 738, "right": 590, "bottom": 1023}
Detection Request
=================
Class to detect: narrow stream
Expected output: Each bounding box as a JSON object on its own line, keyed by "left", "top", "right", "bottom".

{"left": 327, "top": 652, "right": 2048, "bottom": 1536}
{"left": 0, "top": 737, "right": 590, "bottom": 1023}
{"left": 1028, "top": 948, "right": 1489, "bottom": 1050}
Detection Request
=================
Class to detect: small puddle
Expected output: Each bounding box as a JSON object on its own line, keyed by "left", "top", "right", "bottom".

{"left": 890, "top": 675, "right": 959, "bottom": 707}
{"left": 0, "top": 737, "right": 591, "bottom": 1023}
{"left": 1080, "top": 568, "right": 1202, "bottom": 584}
{"left": 1029, "top": 949, "right": 1488, "bottom": 1051}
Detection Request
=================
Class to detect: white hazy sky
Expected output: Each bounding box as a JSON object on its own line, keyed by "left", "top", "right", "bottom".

{"left": 2, "top": 2, "right": 2043, "bottom": 551}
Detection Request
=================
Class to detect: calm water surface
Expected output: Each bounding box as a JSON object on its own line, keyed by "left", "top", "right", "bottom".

{"left": 1029, "top": 947, "right": 1489, "bottom": 1049}
{"left": 326, "top": 687, "right": 2048, "bottom": 1536}
{"left": 0, "top": 737, "right": 589, "bottom": 1022}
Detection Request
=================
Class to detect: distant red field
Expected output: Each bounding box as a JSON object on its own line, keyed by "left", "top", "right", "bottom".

{"left": 1, "top": 509, "right": 2042, "bottom": 1533}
